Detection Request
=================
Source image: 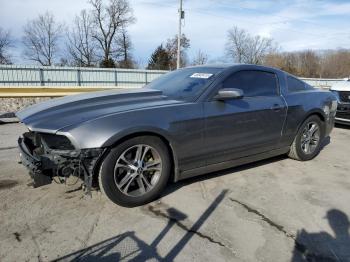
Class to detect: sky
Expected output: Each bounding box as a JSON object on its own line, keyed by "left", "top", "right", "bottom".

{"left": 1, "top": 0, "right": 350, "bottom": 66}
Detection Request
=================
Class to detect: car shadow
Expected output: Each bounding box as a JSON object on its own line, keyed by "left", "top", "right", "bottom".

{"left": 320, "top": 135, "right": 331, "bottom": 151}
{"left": 54, "top": 190, "right": 228, "bottom": 261}
{"left": 162, "top": 136, "right": 332, "bottom": 199}
{"left": 161, "top": 155, "right": 286, "bottom": 199}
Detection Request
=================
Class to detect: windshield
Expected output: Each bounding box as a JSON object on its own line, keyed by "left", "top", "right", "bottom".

{"left": 145, "top": 67, "right": 223, "bottom": 101}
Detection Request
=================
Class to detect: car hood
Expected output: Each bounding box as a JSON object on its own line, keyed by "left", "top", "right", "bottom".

{"left": 16, "top": 88, "right": 180, "bottom": 133}
{"left": 330, "top": 81, "right": 350, "bottom": 91}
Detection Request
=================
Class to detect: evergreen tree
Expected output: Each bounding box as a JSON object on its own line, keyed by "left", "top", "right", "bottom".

{"left": 147, "top": 45, "right": 171, "bottom": 70}
{"left": 100, "top": 57, "right": 116, "bottom": 68}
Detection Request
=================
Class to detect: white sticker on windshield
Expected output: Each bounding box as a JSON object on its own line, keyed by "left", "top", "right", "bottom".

{"left": 190, "top": 73, "right": 213, "bottom": 79}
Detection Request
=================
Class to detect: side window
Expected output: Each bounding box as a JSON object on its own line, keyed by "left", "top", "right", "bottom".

{"left": 287, "top": 76, "right": 309, "bottom": 92}
{"left": 223, "top": 70, "right": 278, "bottom": 97}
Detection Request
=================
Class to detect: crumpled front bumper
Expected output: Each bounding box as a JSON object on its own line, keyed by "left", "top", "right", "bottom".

{"left": 18, "top": 133, "right": 106, "bottom": 191}
{"left": 18, "top": 137, "right": 53, "bottom": 187}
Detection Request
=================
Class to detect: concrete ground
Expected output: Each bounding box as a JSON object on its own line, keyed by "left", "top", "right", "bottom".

{"left": 0, "top": 123, "right": 349, "bottom": 262}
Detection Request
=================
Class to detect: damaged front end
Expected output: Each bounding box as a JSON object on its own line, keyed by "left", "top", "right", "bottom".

{"left": 18, "top": 131, "right": 105, "bottom": 195}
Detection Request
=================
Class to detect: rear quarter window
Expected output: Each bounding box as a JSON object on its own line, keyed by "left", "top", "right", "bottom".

{"left": 287, "top": 76, "right": 313, "bottom": 92}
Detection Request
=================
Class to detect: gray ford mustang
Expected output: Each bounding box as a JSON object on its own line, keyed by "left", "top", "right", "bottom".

{"left": 17, "top": 64, "right": 337, "bottom": 207}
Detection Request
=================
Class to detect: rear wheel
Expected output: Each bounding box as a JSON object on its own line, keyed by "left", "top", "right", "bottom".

{"left": 288, "top": 115, "right": 324, "bottom": 161}
{"left": 99, "top": 136, "right": 171, "bottom": 207}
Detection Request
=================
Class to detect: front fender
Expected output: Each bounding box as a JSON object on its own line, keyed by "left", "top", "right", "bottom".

{"left": 101, "top": 126, "right": 175, "bottom": 148}
{"left": 101, "top": 126, "right": 180, "bottom": 182}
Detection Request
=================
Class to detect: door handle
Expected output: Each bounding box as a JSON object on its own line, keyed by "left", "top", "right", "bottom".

{"left": 270, "top": 104, "right": 283, "bottom": 111}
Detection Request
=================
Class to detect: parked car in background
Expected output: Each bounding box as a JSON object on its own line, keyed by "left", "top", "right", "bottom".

{"left": 16, "top": 64, "right": 337, "bottom": 207}
{"left": 330, "top": 78, "right": 350, "bottom": 125}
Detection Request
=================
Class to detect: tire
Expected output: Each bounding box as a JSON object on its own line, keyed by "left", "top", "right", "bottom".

{"left": 99, "top": 136, "right": 171, "bottom": 207}
{"left": 288, "top": 115, "right": 325, "bottom": 161}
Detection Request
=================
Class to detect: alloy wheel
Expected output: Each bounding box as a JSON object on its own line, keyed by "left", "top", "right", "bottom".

{"left": 300, "top": 121, "right": 320, "bottom": 155}
{"left": 113, "top": 144, "right": 162, "bottom": 197}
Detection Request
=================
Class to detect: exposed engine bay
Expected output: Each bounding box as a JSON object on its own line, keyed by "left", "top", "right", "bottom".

{"left": 18, "top": 131, "right": 105, "bottom": 195}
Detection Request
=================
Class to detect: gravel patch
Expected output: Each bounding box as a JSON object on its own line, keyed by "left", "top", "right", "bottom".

{"left": 0, "top": 97, "right": 52, "bottom": 114}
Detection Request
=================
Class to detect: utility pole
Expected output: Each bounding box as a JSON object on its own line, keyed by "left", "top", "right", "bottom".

{"left": 177, "top": 0, "right": 183, "bottom": 69}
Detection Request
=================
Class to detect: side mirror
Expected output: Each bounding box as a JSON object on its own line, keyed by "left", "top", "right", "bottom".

{"left": 214, "top": 88, "right": 244, "bottom": 100}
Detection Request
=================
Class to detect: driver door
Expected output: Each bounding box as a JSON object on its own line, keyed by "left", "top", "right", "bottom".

{"left": 203, "top": 69, "right": 287, "bottom": 165}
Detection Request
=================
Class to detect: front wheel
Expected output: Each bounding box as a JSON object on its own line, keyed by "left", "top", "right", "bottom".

{"left": 288, "top": 115, "right": 325, "bottom": 161}
{"left": 99, "top": 136, "right": 171, "bottom": 207}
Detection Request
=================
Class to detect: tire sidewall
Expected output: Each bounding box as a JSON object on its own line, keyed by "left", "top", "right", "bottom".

{"left": 295, "top": 116, "right": 325, "bottom": 161}
{"left": 100, "top": 136, "right": 171, "bottom": 207}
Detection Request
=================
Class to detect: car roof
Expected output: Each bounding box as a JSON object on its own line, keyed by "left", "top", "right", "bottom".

{"left": 187, "top": 63, "right": 283, "bottom": 73}
{"left": 185, "top": 64, "right": 234, "bottom": 70}
{"left": 331, "top": 80, "right": 350, "bottom": 91}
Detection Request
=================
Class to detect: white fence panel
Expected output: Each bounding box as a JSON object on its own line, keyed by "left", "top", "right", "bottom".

{"left": 0, "top": 65, "right": 167, "bottom": 88}
{"left": 0, "top": 65, "right": 344, "bottom": 89}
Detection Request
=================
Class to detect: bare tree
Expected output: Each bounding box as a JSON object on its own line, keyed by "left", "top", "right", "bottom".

{"left": 225, "top": 27, "right": 247, "bottom": 63}
{"left": 67, "top": 10, "right": 97, "bottom": 67}
{"left": 265, "top": 48, "right": 350, "bottom": 78}
{"left": 319, "top": 49, "right": 350, "bottom": 78}
{"left": 114, "top": 27, "right": 134, "bottom": 68}
{"left": 165, "top": 34, "right": 190, "bottom": 70}
{"left": 22, "top": 12, "right": 62, "bottom": 66}
{"left": 297, "top": 50, "right": 320, "bottom": 77}
{"left": 0, "top": 27, "right": 12, "bottom": 64}
{"left": 264, "top": 52, "right": 299, "bottom": 75}
{"left": 89, "top": 0, "right": 135, "bottom": 67}
{"left": 226, "top": 26, "right": 276, "bottom": 64}
{"left": 192, "top": 49, "right": 208, "bottom": 66}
